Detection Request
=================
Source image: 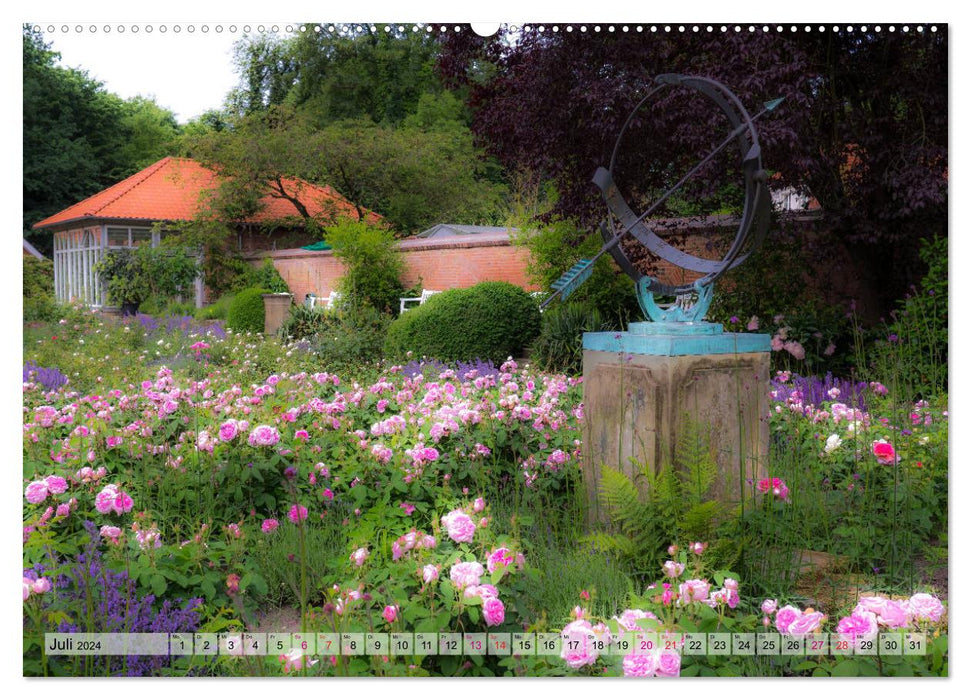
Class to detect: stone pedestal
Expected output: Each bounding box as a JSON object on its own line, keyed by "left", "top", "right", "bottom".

{"left": 582, "top": 322, "right": 770, "bottom": 522}
{"left": 262, "top": 293, "right": 293, "bottom": 336}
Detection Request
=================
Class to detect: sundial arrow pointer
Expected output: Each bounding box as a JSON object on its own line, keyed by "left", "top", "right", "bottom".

{"left": 541, "top": 95, "right": 785, "bottom": 310}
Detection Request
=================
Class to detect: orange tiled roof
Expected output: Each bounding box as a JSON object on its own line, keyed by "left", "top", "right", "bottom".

{"left": 33, "top": 157, "right": 379, "bottom": 229}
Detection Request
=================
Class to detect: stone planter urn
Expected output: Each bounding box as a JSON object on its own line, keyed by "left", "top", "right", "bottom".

{"left": 262, "top": 293, "right": 293, "bottom": 336}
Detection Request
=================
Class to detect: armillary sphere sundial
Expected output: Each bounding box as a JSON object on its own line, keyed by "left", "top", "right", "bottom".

{"left": 541, "top": 74, "right": 783, "bottom": 324}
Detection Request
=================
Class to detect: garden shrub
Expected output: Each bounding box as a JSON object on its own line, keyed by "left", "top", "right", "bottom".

{"left": 531, "top": 302, "right": 614, "bottom": 375}
{"left": 511, "top": 216, "right": 640, "bottom": 325}
{"left": 314, "top": 306, "right": 393, "bottom": 371}
{"left": 23, "top": 257, "right": 60, "bottom": 322}
{"left": 226, "top": 287, "right": 269, "bottom": 333}
{"left": 867, "top": 235, "right": 947, "bottom": 398}
{"left": 248, "top": 257, "right": 290, "bottom": 294}
{"left": 196, "top": 292, "right": 235, "bottom": 321}
{"left": 326, "top": 219, "right": 405, "bottom": 314}
{"left": 23, "top": 256, "right": 53, "bottom": 298}
{"left": 384, "top": 281, "right": 541, "bottom": 363}
{"left": 94, "top": 246, "right": 198, "bottom": 309}
{"left": 279, "top": 304, "right": 328, "bottom": 340}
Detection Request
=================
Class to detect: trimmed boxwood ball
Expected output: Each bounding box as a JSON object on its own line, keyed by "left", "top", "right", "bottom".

{"left": 384, "top": 281, "right": 541, "bottom": 363}
{"left": 227, "top": 287, "right": 269, "bottom": 333}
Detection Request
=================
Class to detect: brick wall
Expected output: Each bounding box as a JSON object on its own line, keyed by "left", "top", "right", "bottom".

{"left": 249, "top": 232, "right": 539, "bottom": 304}
{"left": 248, "top": 224, "right": 883, "bottom": 321}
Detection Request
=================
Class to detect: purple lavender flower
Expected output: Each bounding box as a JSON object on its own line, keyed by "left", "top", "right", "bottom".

{"left": 23, "top": 361, "right": 68, "bottom": 392}
{"left": 45, "top": 523, "right": 206, "bottom": 676}
{"left": 769, "top": 372, "right": 869, "bottom": 412}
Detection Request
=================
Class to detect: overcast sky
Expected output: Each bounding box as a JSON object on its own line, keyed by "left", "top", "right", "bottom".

{"left": 43, "top": 25, "right": 253, "bottom": 123}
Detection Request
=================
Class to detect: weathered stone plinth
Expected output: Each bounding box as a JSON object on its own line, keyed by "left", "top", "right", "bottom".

{"left": 582, "top": 322, "right": 770, "bottom": 522}
{"left": 262, "top": 293, "right": 293, "bottom": 336}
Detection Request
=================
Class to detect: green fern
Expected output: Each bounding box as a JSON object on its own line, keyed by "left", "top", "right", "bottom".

{"left": 681, "top": 501, "right": 723, "bottom": 540}
{"left": 675, "top": 414, "right": 718, "bottom": 505}
{"left": 598, "top": 465, "right": 644, "bottom": 533}
{"left": 585, "top": 418, "right": 731, "bottom": 580}
{"left": 581, "top": 532, "right": 636, "bottom": 558}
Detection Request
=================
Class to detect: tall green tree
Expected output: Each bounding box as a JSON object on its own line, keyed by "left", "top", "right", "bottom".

{"left": 23, "top": 27, "right": 183, "bottom": 254}
{"left": 118, "top": 96, "right": 181, "bottom": 171}
{"left": 438, "top": 27, "right": 948, "bottom": 315}
{"left": 226, "top": 34, "right": 298, "bottom": 115}
{"left": 187, "top": 104, "right": 507, "bottom": 234}
{"left": 227, "top": 25, "right": 448, "bottom": 128}
{"left": 23, "top": 26, "right": 129, "bottom": 251}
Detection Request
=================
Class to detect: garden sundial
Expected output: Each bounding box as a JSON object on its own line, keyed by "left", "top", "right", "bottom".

{"left": 543, "top": 74, "right": 782, "bottom": 339}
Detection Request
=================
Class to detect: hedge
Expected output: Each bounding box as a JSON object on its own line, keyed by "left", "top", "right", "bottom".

{"left": 384, "top": 281, "right": 540, "bottom": 363}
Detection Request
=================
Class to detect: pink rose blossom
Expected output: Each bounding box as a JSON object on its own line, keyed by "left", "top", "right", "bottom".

{"left": 350, "top": 547, "right": 369, "bottom": 567}
{"left": 560, "top": 619, "right": 598, "bottom": 669}
{"left": 908, "top": 593, "right": 944, "bottom": 623}
{"left": 872, "top": 440, "right": 899, "bottom": 465}
{"left": 400, "top": 502, "right": 416, "bottom": 516}
{"left": 761, "top": 598, "right": 778, "bottom": 615}
{"left": 449, "top": 561, "right": 484, "bottom": 590}
{"left": 836, "top": 610, "right": 879, "bottom": 647}
{"left": 280, "top": 648, "right": 318, "bottom": 673}
{"left": 100, "top": 525, "right": 122, "bottom": 544}
{"left": 623, "top": 652, "right": 659, "bottom": 677}
{"left": 383, "top": 605, "right": 398, "bottom": 624}
{"left": 464, "top": 584, "right": 499, "bottom": 600}
{"left": 261, "top": 518, "right": 279, "bottom": 533}
{"left": 247, "top": 425, "right": 281, "bottom": 447}
{"left": 441, "top": 509, "right": 476, "bottom": 543}
{"left": 662, "top": 560, "right": 685, "bottom": 578}
{"left": 487, "top": 547, "right": 514, "bottom": 574}
{"left": 422, "top": 565, "right": 440, "bottom": 584}
{"left": 218, "top": 420, "right": 239, "bottom": 442}
{"left": 31, "top": 577, "right": 52, "bottom": 594}
{"left": 612, "top": 608, "right": 659, "bottom": 632}
{"left": 288, "top": 504, "right": 308, "bottom": 523}
{"left": 874, "top": 599, "right": 911, "bottom": 629}
{"left": 656, "top": 649, "right": 682, "bottom": 677}
{"left": 788, "top": 611, "right": 826, "bottom": 636}
{"left": 44, "top": 476, "right": 68, "bottom": 494}
{"left": 679, "top": 579, "right": 710, "bottom": 604}
{"left": 854, "top": 595, "right": 889, "bottom": 616}
{"left": 783, "top": 340, "right": 806, "bottom": 360}
{"left": 774, "top": 605, "right": 802, "bottom": 634}
{"left": 483, "top": 597, "right": 506, "bottom": 627}
{"left": 94, "top": 484, "right": 133, "bottom": 515}
{"left": 25, "top": 481, "right": 48, "bottom": 504}
{"left": 473, "top": 497, "right": 486, "bottom": 513}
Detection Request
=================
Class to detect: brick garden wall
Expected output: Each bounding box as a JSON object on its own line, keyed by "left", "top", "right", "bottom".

{"left": 249, "top": 232, "right": 539, "bottom": 304}
{"left": 249, "top": 224, "right": 883, "bottom": 322}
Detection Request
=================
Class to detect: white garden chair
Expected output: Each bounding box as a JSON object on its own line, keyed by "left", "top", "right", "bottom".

{"left": 323, "top": 290, "right": 342, "bottom": 310}
{"left": 399, "top": 289, "right": 440, "bottom": 314}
